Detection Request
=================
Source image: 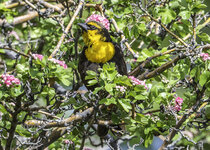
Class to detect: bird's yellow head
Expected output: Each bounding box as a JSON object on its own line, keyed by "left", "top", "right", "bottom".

{"left": 78, "top": 21, "right": 111, "bottom": 46}
{"left": 78, "top": 21, "right": 115, "bottom": 63}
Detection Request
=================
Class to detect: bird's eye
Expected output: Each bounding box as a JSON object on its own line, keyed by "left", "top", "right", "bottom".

{"left": 89, "top": 25, "right": 97, "bottom": 30}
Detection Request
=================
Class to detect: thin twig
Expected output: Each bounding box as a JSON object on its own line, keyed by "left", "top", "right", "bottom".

{"left": 0, "top": 3, "right": 64, "bottom": 26}
{"left": 38, "top": 110, "right": 60, "bottom": 119}
{"left": 138, "top": 21, "right": 156, "bottom": 49}
{"left": 129, "top": 48, "right": 177, "bottom": 76}
{"left": 79, "top": 118, "right": 95, "bottom": 150}
{"left": 192, "top": 13, "right": 197, "bottom": 43}
{"left": 1, "top": 47, "right": 29, "bottom": 58}
{"left": 136, "top": 44, "right": 210, "bottom": 80}
{"left": 111, "top": 18, "right": 138, "bottom": 58}
{"left": 139, "top": 3, "right": 189, "bottom": 48}
{"left": 159, "top": 86, "right": 206, "bottom": 150}
{"left": 49, "top": 0, "right": 84, "bottom": 58}
{"left": 176, "top": 17, "right": 210, "bottom": 45}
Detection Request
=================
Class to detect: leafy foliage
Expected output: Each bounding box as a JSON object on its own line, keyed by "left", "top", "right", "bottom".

{"left": 0, "top": 0, "right": 209, "bottom": 150}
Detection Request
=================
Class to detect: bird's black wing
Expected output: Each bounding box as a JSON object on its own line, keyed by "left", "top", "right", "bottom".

{"left": 78, "top": 46, "right": 100, "bottom": 90}
{"left": 109, "top": 43, "right": 127, "bottom": 76}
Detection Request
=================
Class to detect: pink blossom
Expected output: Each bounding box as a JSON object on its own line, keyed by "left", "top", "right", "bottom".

{"left": 63, "top": 140, "right": 70, "bottom": 144}
{"left": 9, "top": 31, "right": 20, "bottom": 40}
{"left": 175, "top": 97, "right": 183, "bottom": 105}
{"left": 174, "top": 97, "right": 183, "bottom": 111}
{"left": 86, "top": 14, "right": 110, "bottom": 31}
{"left": 32, "top": 54, "right": 44, "bottom": 61}
{"left": 48, "top": 58, "right": 68, "bottom": 69}
{"left": 0, "top": 74, "right": 20, "bottom": 87}
{"left": 116, "top": 85, "right": 126, "bottom": 93}
{"left": 128, "top": 76, "right": 148, "bottom": 89}
{"left": 200, "top": 53, "right": 210, "bottom": 61}
{"left": 32, "top": 54, "right": 68, "bottom": 69}
{"left": 132, "top": 59, "right": 137, "bottom": 62}
{"left": 84, "top": 148, "right": 92, "bottom": 150}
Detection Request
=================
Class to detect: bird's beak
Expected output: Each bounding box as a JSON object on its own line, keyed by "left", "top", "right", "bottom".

{"left": 78, "top": 23, "right": 90, "bottom": 31}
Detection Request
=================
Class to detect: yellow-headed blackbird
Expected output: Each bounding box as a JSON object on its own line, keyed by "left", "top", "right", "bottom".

{"left": 78, "top": 21, "right": 127, "bottom": 90}
{"left": 78, "top": 18, "right": 127, "bottom": 137}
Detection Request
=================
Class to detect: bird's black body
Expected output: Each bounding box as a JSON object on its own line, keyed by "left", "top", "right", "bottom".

{"left": 78, "top": 42, "right": 127, "bottom": 91}
{"left": 78, "top": 21, "right": 127, "bottom": 138}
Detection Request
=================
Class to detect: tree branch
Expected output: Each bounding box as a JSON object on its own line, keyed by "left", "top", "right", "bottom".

{"left": 159, "top": 86, "right": 206, "bottom": 150}
{"left": 1, "top": 47, "right": 29, "bottom": 58}
{"left": 49, "top": 0, "right": 84, "bottom": 58}
{"left": 25, "top": 107, "right": 94, "bottom": 128}
{"left": 138, "top": 2, "right": 189, "bottom": 48}
{"left": 111, "top": 18, "right": 138, "bottom": 58}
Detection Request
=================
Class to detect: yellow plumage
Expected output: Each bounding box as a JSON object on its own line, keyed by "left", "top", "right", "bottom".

{"left": 85, "top": 41, "right": 115, "bottom": 63}
{"left": 82, "top": 22, "right": 115, "bottom": 63}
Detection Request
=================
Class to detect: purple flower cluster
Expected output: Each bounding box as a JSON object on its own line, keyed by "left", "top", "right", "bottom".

{"left": 0, "top": 74, "right": 20, "bottom": 87}
{"left": 200, "top": 53, "right": 210, "bottom": 61}
{"left": 116, "top": 85, "right": 126, "bottom": 93}
{"left": 86, "top": 14, "right": 110, "bottom": 31}
{"left": 174, "top": 97, "right": 183, "bottom": 111}
{"left": 128, "top": 76, "right": 148, "bottom": 89}
{"left": 32, "top": 54, "right": 68, "bottom": 69}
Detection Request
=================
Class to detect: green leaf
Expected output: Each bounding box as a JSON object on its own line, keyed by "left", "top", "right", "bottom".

{"left": 111, "top": 0, "right": 119, "bottom": 4}
{"left": 144, "top": 133, "right": 153, "bottom": 148}
{"left": 107, "top": 71, "right": 117, "bottom": 81}
{"left": 87, "top": 70, "right": 97, "bottom": 76}
{"left": 179, "top": 11, "right": 191, "bottom": 20}
{"left": 87, "top": 79, "right": 98, "bottom": 86}
{"left": 48, "top": 88, "right": 56, "bottom": 100}
{"left": 198, "top": 33, "right": 210, "bottom": 43}
{"left": 199, "top": 71, "right": 210, "bottom": 87}
{"left": 123, "top": 26, "right": 130, "bottom": 38}
{"left": 142, "top": 48, "right": 154, "bottom": 57}
{"left": 0, "top": 4, "right": 6, "bottom": 9}
{"left": 93, "top": 87, "right": 103, "bottom": 94}
{"left": 29, "top": 68, "right": 44, "bottom": 78}
{"left": 58, "top": 74, "right": 71, "bottom": 86}
{"left": 46, "top": 18, "right": 57, "bottom": 25}
{"left": 141, "top": 117, "right": 149, "bottom": 124}
{"left": 169, "top": 0, "right": 180, "bottom": 8}
{"left": 16, "top": 125, "right": 31, "bottom": 137}
{"left": 114, "top": 75, "right": 132, "bottom": 86}
{"left": 191, "top": 2, "right": 207, "bottom": 12}
{"left": 135, "top": 95, "right": 146, "bottom": 100}
{"left": 11, "top": 86, "right": 22, "bottom": 97}
{"left": 16, "top": 64, "right": 27, "bottom": 73}
{"left": 105, "top": 83, "right": 115, "bottom": 93}
{"left": 118, "top": 99, "right": 131, "bottom": 112}
{"left": 100, "top": 97, "right": 117, "bottom": 105}
{"left": 100, "top": 72, "right": 106, "bottom": 80}
{"left": 131, "top": 25, "right": 140, "bottom": 38}
{"left": 205, "top": 105, "right": 210, "bottom": 119}
{"left": 138, "top": 23, "right": 146, "bottom": 32}
{"left": 158, "top": 8, "right": 176, "bottom": 24}
{"left": 190, "top": 66, "right": 197, "bottom": 78}
{"left": 0, "top": 103, "right": 7, "bottom": 113}
{"left": 85, "top": 70, "right": 97, "bottom": 80}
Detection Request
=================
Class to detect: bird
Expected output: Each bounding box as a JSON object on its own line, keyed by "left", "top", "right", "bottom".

{"left": 77, "top": 14, "right": 127, "bottom": 138}
{"left": 78, "top": 14, "right": 127, "bottom": 91}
